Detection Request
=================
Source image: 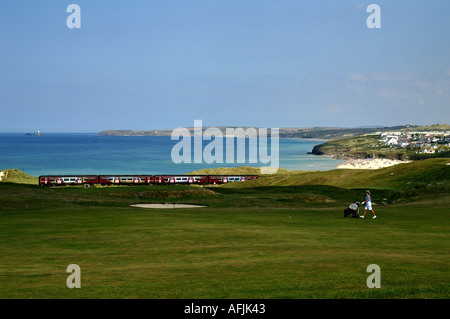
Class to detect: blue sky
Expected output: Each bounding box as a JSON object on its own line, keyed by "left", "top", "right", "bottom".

{"left": 1, "top": 0, "right": 449, "bottom": 132}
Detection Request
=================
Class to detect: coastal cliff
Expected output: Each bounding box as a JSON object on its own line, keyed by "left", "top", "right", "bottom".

{"left": 311, "top": 136, "right": 409, "bottom": 161}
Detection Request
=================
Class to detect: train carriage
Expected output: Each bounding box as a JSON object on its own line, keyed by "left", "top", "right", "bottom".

{"left": 39, "top": 175, "right": 98, "bottom": 186}
{"left": 208, "top": 175, "right": 259, "bottom": 184}
{"left": 154, "top": 175, "right": 208, "bottom": 185}
{"left": 98, "top": 175, "right": 154, "bottom": 186}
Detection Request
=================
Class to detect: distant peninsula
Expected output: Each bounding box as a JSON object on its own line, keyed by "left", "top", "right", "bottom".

{"left": 98, "top": 124, "right": 429, "bottom": 140}
{"left": 98, "top": 129, "right": 173, "bottom": 136}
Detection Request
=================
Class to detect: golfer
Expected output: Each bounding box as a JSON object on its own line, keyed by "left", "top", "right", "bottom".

{"left": 360, "top": 190, "right": 377, "bottom": 219}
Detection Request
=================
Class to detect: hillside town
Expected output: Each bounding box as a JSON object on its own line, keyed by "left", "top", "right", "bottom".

{"left": 379, "top": 130, "right": 450, "bottom": 154}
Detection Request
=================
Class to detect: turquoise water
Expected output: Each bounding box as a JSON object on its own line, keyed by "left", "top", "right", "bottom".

{"left": 0, "top": 133, "right": 344, "bottom": 176}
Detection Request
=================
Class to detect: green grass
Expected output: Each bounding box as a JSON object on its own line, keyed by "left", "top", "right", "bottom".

{"left": 0, "top": 159, "right": 449, "bottom": 298}
{"left": 0, "top": 168, "right": 37, "bottom": 185}
{"left": 222, "top": 158, "right": 450, "bottom": 197}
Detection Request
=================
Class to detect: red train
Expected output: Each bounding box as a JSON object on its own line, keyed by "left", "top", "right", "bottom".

{"left": 38, "top": 174, "right": 259, "bottom": 186}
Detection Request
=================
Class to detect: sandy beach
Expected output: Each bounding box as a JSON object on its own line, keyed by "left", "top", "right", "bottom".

{"left": 337, "top": 158, "right": 411, "bottom": 170}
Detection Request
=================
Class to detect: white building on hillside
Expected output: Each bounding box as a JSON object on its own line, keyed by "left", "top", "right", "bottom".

{"left": 386, "top": 137, "right": 399, "bottom": 146}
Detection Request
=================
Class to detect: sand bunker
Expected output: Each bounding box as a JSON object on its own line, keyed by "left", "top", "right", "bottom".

{"left": 131, "top": 203, "right": 206, "bottom": 209}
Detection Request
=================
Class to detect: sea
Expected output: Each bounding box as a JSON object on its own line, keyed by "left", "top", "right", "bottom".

{"left": 0, "top": 133, "right": 345, "bottom": 176}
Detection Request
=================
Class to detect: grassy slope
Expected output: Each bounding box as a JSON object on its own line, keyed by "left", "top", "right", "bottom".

{"left": 0, "top": 159, "right": 449, "bottom": 299}
{"left": 401, "top": 123, "right": 450, "bottom": 131}
{"left": 220, "top": 158, "right": 450, "bottom": 188}
{"left": 0, "top": 169, "right": 37, "bottom": 185}
{"left": 220, "top": 159, "right": 450, "bottom": 205}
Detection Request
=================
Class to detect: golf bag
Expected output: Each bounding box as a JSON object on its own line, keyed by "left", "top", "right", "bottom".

{"left": 344, "top": 200, "right": 361, "bottom": 218}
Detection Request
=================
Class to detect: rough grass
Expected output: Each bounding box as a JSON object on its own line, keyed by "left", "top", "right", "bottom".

{"left": 187, "top": 166, "right": 293, "bottom": 176}
{"left": 221, "top": 158, "right": 450, "bottom": 189}
{"left": 0, "top": 168, "right": 37, "bottom": 185}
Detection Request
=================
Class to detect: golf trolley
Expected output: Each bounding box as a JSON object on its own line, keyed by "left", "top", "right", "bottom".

{"left": 344, "top": 200, "right": 361, "bottom": 218}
